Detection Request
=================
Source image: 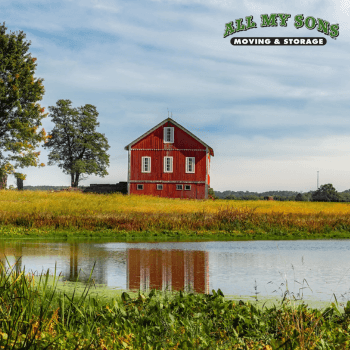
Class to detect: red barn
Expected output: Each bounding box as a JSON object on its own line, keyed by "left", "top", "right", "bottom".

{"left": 124, "top": 117, "right": 214, "bottom": 199}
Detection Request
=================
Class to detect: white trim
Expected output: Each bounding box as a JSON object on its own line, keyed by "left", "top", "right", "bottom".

{"left": 137, "top": 184, "right": 144, "bottom": 190}
{"left": 205, "top": 148, "right": 208, "bottom": 199}
{"left": 208, "top": 154, "right": 210, "bottom": 178}
{"left": 185, "top": 185, "right": 191, "bottom": 190}
{"left": 163, "top": 127, "right": 174, "bottom": 143}
{"left": 127, "top": 145, "right": 131, "bottom": 195}
{"left": 141, "top": 156, "right": 151, "bottom": 173}
{"left": 156, "top": 184, "right": 163, "bottom": 190}
{"left": 185, "top": 157, "right": 195, "bottom": 173}
{"left": 164, "top": 156, "right": 173, "bottom": 173}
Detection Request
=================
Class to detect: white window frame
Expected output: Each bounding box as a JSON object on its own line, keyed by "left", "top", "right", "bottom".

{"left": 186, "top": 157, "right": 195, "bottom": 173}
{"left": 156, "top": 184, "right": 163, "bottom": 190}
{"left": 176, "top": 184, "right": 183, "bottom": 190}
{"left": 185, "top": 185, "right": 191, "bottom": 191}
{"left": 164, "top": 156, "right": 173, "bottom": 173}
{"left": 164, "top": 127, "right": 174, "bottom": 143}
{"left": 141, "top": 156, "right": 151, "bottom": 173}
{"left": 137, "top": 184, "right": 144, "bottom": 190}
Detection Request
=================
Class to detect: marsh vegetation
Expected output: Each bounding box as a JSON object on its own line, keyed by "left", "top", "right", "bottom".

{"left": 1, "top": 190, "right": 350, "bottom": 239}
{"left": 1, "top": 260, "right": 350, "bottom": 349}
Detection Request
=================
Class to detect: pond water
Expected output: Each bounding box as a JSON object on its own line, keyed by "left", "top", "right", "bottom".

{"left": 1, "top": 239, "right": 350, "bottom": 302}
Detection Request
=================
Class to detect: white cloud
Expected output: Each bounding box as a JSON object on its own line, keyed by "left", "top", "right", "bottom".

{"left": 2, "top": 0, "right": 349, "bottom": 191}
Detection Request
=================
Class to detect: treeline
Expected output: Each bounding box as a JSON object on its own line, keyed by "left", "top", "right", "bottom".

{"left": 214, "top": 184, "right": 350, "bottom": 202}
{"left": 214, "top": 190, "right": 299, "bottom": 201}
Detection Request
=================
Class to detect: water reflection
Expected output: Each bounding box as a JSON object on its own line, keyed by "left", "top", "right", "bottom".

{"left": 127, "top": 249, "right": 209, "bottom": 293}
{"left": 0, "top": 241, "right": 125, "bottom": 286}
{"left": 1, "top": 240, "right": 350, "bottom": 301}
{"left": 65, "top": 242, "right": 108, "bottom": 284}
{"left": 0, "top": 242, "right": 209, "bottom": 293}
{"left": 0, "top": 241, "right": 23, "bottom": 272}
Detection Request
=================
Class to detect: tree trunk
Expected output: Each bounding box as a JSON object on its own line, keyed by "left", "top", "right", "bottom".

{"left": 17, "top": 177, "right": 23, "bottom": 190}
{"left": 71, "top": 173, "right": 74, "bottom": 187}
{"left": 0, "top": 173, "right": 7, "bottom": 190}
{"left": 74, "top": 172, "right": 80, "bottom": 187}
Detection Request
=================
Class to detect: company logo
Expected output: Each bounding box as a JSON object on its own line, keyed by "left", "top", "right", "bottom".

{"left": 224, "top": 14, "right": 339, "bottom": 46}
{"left": 230, "top": 37, "right": 326, "bottom": 46}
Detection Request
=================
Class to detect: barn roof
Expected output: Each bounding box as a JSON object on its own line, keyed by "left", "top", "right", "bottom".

{"left": 124, "top": 117, "right": 214, "bottom": 156}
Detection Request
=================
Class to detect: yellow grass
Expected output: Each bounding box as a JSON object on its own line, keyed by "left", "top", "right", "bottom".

{"left": 0, "top": 189, "right": 350, "bottom": 215}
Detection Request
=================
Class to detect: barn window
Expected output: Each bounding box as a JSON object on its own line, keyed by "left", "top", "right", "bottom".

{"left": 137, "top": 184, "right": 144, "bottom": 190}
{"left": 164, "top": 127, "right": 174, "bottom": 143}
{"left": 176, "top": 184, "right": 183, "bottom": 190}
{"left": 186, "top": 157, "right": 195, "bottom": 173}
{"left": 164, "top": 157, "right": 173, "bottom": 173}
{"left": 142, "top": 157, "right": 151, "bottom": 173}
{"left": 185, "top": 185, "right": 191, "bottom": 190}
{"left": 157, "top": 184, "right": 163, "bottom": 190}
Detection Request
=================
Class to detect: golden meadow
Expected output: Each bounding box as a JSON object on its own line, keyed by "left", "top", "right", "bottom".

{"left": 1, "top": 190, "right": 350, "bottom": 239}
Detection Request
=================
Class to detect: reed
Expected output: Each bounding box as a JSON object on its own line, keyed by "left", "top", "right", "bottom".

{"left": 1, "top": 260, "right": 350, "bottom": 349}
{"left": 1, "top": 190, "right": 350, "bottom": 238}
{"left": 1, "top": 190, "right": 350, "bottom": 215}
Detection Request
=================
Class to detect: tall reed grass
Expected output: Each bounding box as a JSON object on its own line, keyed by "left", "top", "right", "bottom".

{"left": 2, "top": 190, "right": 350, "bottom": 215}
{"left": 1, "top": 190, "right": 350, "bottom": 236}
{"left": 1, "top": 259, "right": 350, "bottom": 349}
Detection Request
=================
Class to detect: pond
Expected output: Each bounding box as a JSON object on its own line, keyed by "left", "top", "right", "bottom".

{"left": 1, "top": 239, "right": 350, "bottom": 302}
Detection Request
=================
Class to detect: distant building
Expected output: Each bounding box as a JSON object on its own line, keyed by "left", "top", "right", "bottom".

{"left": 124, "top": 118, "right": 214, "bottom": 199}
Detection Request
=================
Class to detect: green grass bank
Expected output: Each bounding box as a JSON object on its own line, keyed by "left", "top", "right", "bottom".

{"left": 1, "top": 262, "right": 350, "bottom": 349}
{"left": 1, "top": 224, "right": 350, "bottom": 242}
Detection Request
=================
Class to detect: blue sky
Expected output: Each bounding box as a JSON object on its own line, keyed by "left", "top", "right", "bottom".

{"left": 2, "top": 0, "right": 350, "bottom": 192}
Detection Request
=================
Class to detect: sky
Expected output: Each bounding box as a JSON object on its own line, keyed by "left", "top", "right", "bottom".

{"left": 2, "top": 0, "right": 350, "bottom": 192}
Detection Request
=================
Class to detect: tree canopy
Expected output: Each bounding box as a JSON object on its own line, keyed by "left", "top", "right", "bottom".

{"left": 0, "top": 22, "right": 47, "bottom": 186}
{"left": 44, "top": 99, "right": 110, "bottom": 187}
{"left": 311, "top": 183, "right": 340, "bottom": 202}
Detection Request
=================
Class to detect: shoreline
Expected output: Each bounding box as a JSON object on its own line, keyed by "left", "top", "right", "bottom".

{"left": 1, "top": 225, "right": 350, "bottom": 241}
{"left": 31, "top": 274, "right": 350, "bottom": 311}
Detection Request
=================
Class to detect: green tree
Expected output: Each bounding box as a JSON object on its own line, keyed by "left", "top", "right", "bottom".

{"left": 208, "top": 187, "right": 218, "bottom": 199}
{"left": 295, "top": 193, "right": 304, "bottom": 201}
{"left": 225, "top": 194, "right": 236, "bottom": 200}
{"left": 311, "top": 183, "right": 340, "bottom": 202}
{"left": 0, "top": 23, "right": 47, "bottom": 188}
{"left": 44, "top": 99, "right": 110, "bottom": 187}
{"left": 339, "top": 190, "right": 350, "bottom": 202}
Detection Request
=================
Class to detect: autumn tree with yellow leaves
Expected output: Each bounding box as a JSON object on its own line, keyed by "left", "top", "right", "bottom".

{"left": 0, "top": 22, "right": 48, "bottom": 188}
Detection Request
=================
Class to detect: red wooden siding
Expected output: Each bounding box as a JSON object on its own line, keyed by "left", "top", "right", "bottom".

{"left": 130, "top": 183, "right": 205, "bottom": 199}
{"left": 130, "top": 150, "right": 206, "bottom": 182}
{"left": 126, "top": 118, "right": 213, "bottom": 199}
{"left": 132, "top": 121, "right": 206, "bottom": 151}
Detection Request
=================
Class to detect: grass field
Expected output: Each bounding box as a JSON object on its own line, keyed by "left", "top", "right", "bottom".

{"left": 1, "top": 190, "right": 350, "bottom": 239}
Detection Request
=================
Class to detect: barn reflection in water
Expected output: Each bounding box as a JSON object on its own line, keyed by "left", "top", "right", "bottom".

{"left": 127, "top": 249, "right": 209, "bottom": 294}
{"left": 0, "top": 242, "right": 210, "bottom": 294}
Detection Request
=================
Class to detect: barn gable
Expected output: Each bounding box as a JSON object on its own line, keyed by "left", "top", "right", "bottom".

{"left": 124, "top": 118, "right": 214, "bottom": 156}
